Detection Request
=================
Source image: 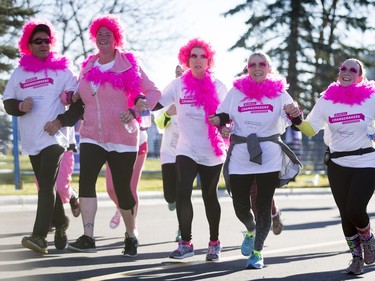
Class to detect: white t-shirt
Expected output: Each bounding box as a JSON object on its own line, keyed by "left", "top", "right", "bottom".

{"left": 217, "top": 87, "right": 293, "bottom": 175}
{"left": 159, "top": 77, "right": 227, "bottom": 166}
{"left": 306, "top": 94, "right": 375, "bottom": 168}
{"left": 3, "top": 66, "right": 77, "bottom": 155}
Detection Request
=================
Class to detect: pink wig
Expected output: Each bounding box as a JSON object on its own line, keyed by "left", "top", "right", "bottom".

{"left": 178, "top": 38, "right": 215, "bottom": 70}
{"left": 89, "top": 14, "right": 125, "bottom": 48}
{"left": 18, "top": 19, "right": 56, "bottom": 55}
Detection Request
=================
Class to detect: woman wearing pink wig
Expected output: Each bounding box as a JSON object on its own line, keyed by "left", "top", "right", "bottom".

{"left": 153, "top": 38, "right": 228, "bottom": 261}
{"left": 3, "top": 19, "right": 77, "bottom": 254}
{"left": 45, "top": 14, "right": 161, "bottom": 256}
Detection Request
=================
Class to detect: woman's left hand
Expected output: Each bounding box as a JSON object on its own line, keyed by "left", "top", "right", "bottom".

{"left": 44, "top": 119, "right": 62, "bottom": 136}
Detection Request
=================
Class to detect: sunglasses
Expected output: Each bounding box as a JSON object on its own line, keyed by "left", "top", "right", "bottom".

{"left": 338, "top": 66, "right": 358, "bottom": 74}
{"left": 248, "top": 62, "right": 267, "bottom": 68}
{"left": 31, "top": 38, "right": 52, "bottom": 45}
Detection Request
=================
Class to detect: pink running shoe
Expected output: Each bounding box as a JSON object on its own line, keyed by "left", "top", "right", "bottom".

{"left": 109, "top": 209, "right": 121, "bottom": 229}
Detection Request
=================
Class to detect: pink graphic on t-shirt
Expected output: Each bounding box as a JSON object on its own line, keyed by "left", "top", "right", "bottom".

{"left": 179, "top": 97, "right": 195, "bottom": 105}
{"left": 238, "top": 101, "right": 274, "bottom": 113}
{"left": 20, "top": 77, "right": 54, "bottom": 89}
{"left": 329, "top": 112, "right": 365, "bottom": 124}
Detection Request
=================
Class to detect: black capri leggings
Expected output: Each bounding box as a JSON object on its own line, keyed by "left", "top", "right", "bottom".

{"left": 328, "top": 161, "right": 375, "bottom": 237}
{"left": 79, "top": 143, "right": 137, "bottom": 210}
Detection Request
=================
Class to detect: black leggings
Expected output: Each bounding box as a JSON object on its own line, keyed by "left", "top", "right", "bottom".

{"left": 162, "top": 163, "right": 177, "bottom": 204}
{"left": 29, "top": 144, "right": 65, "bottom": 237}
{"left": 79, "top": 143, "right": 137, "bottom": 210}
{"left": 328, "top": 162, "right": 375, "bottom": 237}
{"left": 175, "top": 155, "right": 222, "bottom": 242}
{"left": 230, "top": 172, "right": 279, "bottom": 252}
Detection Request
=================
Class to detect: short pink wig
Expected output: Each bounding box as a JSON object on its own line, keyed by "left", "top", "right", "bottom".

{"left": 89, "top": 14, "right": 125, "bottom": 48}
{"left": 178, "top": 38, "right": 215, "bottom": 70}
{"left": 18, "top": 19, "right": 56, "bottom": 55}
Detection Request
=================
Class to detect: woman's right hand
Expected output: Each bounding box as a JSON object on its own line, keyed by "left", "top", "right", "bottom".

{"left": 20, "top": 97, "right": 33, "bottom": 112}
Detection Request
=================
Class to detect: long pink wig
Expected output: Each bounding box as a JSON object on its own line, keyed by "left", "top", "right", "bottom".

{"left": 18, "top": 19, "right": 56, "bottom": 55}
{"left": 89, "top": 14, "right": 125, "bottom": 48}
{"left": 178, "top": 38, "right": 215, "bottom": 70}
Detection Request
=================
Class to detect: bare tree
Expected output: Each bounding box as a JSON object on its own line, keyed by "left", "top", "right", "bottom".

{"left": 21, "top": 0, "right": 180, "bottom": 72}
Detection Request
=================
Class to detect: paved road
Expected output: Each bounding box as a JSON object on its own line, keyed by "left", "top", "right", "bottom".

{"left": 1, "top": 189, "right": 375, "bottom": 281}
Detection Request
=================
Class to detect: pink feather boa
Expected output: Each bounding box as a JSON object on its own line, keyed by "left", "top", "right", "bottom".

{"left": 182, "top": 70, "right": 224, "bottom": 157}
{"left": 18, "top": 52, "right": 69, "bottom": 74}
{"left": 233, "top": 75, "right": 289, "bottom": 101}
{"left": 82, "top": 52, "right": 141, "bottom": 107}
{"left": 323, "top": 81, "right": 375, "bottom": 105}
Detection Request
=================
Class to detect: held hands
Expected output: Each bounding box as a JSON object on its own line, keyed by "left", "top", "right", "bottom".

{"left": 283, "top": 103, "right": 300, "bottom": 117}
{"left": 135, "top": 97, "right": 149, "bottom": 111}
{"left": 208, "top": 115, "right": 220, "bottom": 126}
{"left": 220, "top": 126, "right": 232, "bottom": 139}
{"left": 20, "top": 97, "right": 33, "bottom": 112}
{"left": 166, "top": 105, "right": 177, "bottom": 116}
{"left": 44, "top": 119, "right": 62, "bottom": 136}
{"left": 120, "top": 110, "right": 135, "bottom": 124}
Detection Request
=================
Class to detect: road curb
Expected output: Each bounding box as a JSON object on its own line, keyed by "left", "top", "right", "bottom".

{"left": 0, "top": 187, "right": 331, "bottom": 207}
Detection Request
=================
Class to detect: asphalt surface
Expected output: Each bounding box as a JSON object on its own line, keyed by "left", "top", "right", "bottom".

{"left": 1, "top": 188, "right": 375, "bottom": 281}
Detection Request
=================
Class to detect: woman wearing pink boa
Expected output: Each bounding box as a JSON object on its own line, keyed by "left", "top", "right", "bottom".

{"left": 154, "top": 38, "right": 228, "bottom": 261}
{"left": 3, "top": 20, "right": 77, "bottom": 254}
{"left": 212, "top": 51, "right": 300, "bottom": 269}
{"left": 45, "top": 14, "right": 161, "bottom": 257}
{"left": 285, "top": 59, "right": 375, "bottom": 276}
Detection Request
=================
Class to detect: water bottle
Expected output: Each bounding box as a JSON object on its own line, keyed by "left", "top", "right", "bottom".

{"left": 54, "top": 130, "right": 69, "bottom": 148}
{"left": 367, "top": 126, "right": 375, "bottom": 141}
{"left": 140, "top": 108, "right": 151, "bottom": 129}
{"left": 121, "top": 111, "right": 138, "bottom": 133}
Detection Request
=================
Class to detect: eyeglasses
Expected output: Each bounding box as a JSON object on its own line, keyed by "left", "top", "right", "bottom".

{"left": 31, "top": 38, "right": 51, "bottom": 45}
{"left": 338, "top": 66, "right": 358, "bottom": 74}
{"left": 248, "top": 62, "right": 267, "bottom": 68}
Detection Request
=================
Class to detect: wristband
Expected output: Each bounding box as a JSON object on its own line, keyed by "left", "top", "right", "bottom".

{"left": 287, "top": 114, "right": 303, "bottom": 126}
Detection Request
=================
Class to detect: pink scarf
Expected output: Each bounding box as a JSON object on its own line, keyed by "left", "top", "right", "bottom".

{"left": 323, "top": 81, "right": 375, "bottom": 105}
{"left": 182, "top": 70, "right": 224, "bottom": 156}
{"left": 19, "top": 52, "right": 69, "bottom": 74}
{"left": 82, "top": 52, "right": 142, "bottom": 107}
{"left": 233, "top": 75, "right": 289, "bottom": 101}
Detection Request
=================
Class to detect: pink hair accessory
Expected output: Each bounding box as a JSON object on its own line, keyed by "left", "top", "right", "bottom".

{"left": 89, "top": 14, "right": 125, "bottom": 48}
{"left": 323, "top": 81, "right": 375, "bottom": 105}
{"left": 233, "top": 75, "right": 289, "bottom": 102}
{"left": 18, "top": 19, "right": 56, "bottom": 55}
{"left": 178, "top": 38, "right": 215, "bottom": 70}
{"left": 182, "top": 70, "right": 224, "bottom": 156}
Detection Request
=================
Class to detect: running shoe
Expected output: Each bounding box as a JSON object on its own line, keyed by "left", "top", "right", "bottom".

{"left": 206, "top": 241, "right": 222, "bottom": 261}
{"left": 67, "top": 235, "right": 97, "bottom": 253}
{"left": 169, "top": 240, "right": 194, "bottom": 259}
{"left": 54, "top": 216, "right": 69, "bottom": 250}
{"left": 69, "top": 188, "right": 80, "bottom": 217}
{"left": 362, "top": 234, "right": 375, "bottom": 264}
{"left": 344, "top": 256, "right": 364, "bottom": 275}
{"left": 168, "top": 202, "right": 176, "bottom": 211}
{"left": 246, "top": 250, "right": 264, "bottom": 269}
{"left": 272, "top": 211, "right": 283, "bottom": 235}
{"left": 22, "top": 235, "right": 48, "bottom": 255}
{"left": 109, "top": 209, "right": 121, "bottom": 229}
{"left": 241, "top": 231, "right": 255, "bottom": 256}
{"left": 122, "top": 232, "right": 139, "bottom": 257}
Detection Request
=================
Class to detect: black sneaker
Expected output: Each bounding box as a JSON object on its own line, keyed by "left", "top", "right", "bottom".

{"left": 67, "top": 235, "right": 97, "bottom": 253}
{"left": 22, "top": 235, "right": 48, "bottom": 254}
{"left": 54, "top": 216, "right": 69, "bottom": 250}
{"left": 122, "top": 233, "right": 138, "bottom": 257}
{"left": 69, "top": 189, "right": 80, "bottom": 217}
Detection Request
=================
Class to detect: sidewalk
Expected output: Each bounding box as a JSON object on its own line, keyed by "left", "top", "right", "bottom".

{"left": 0, "top": 187, "right": 332, "bottom": 207}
